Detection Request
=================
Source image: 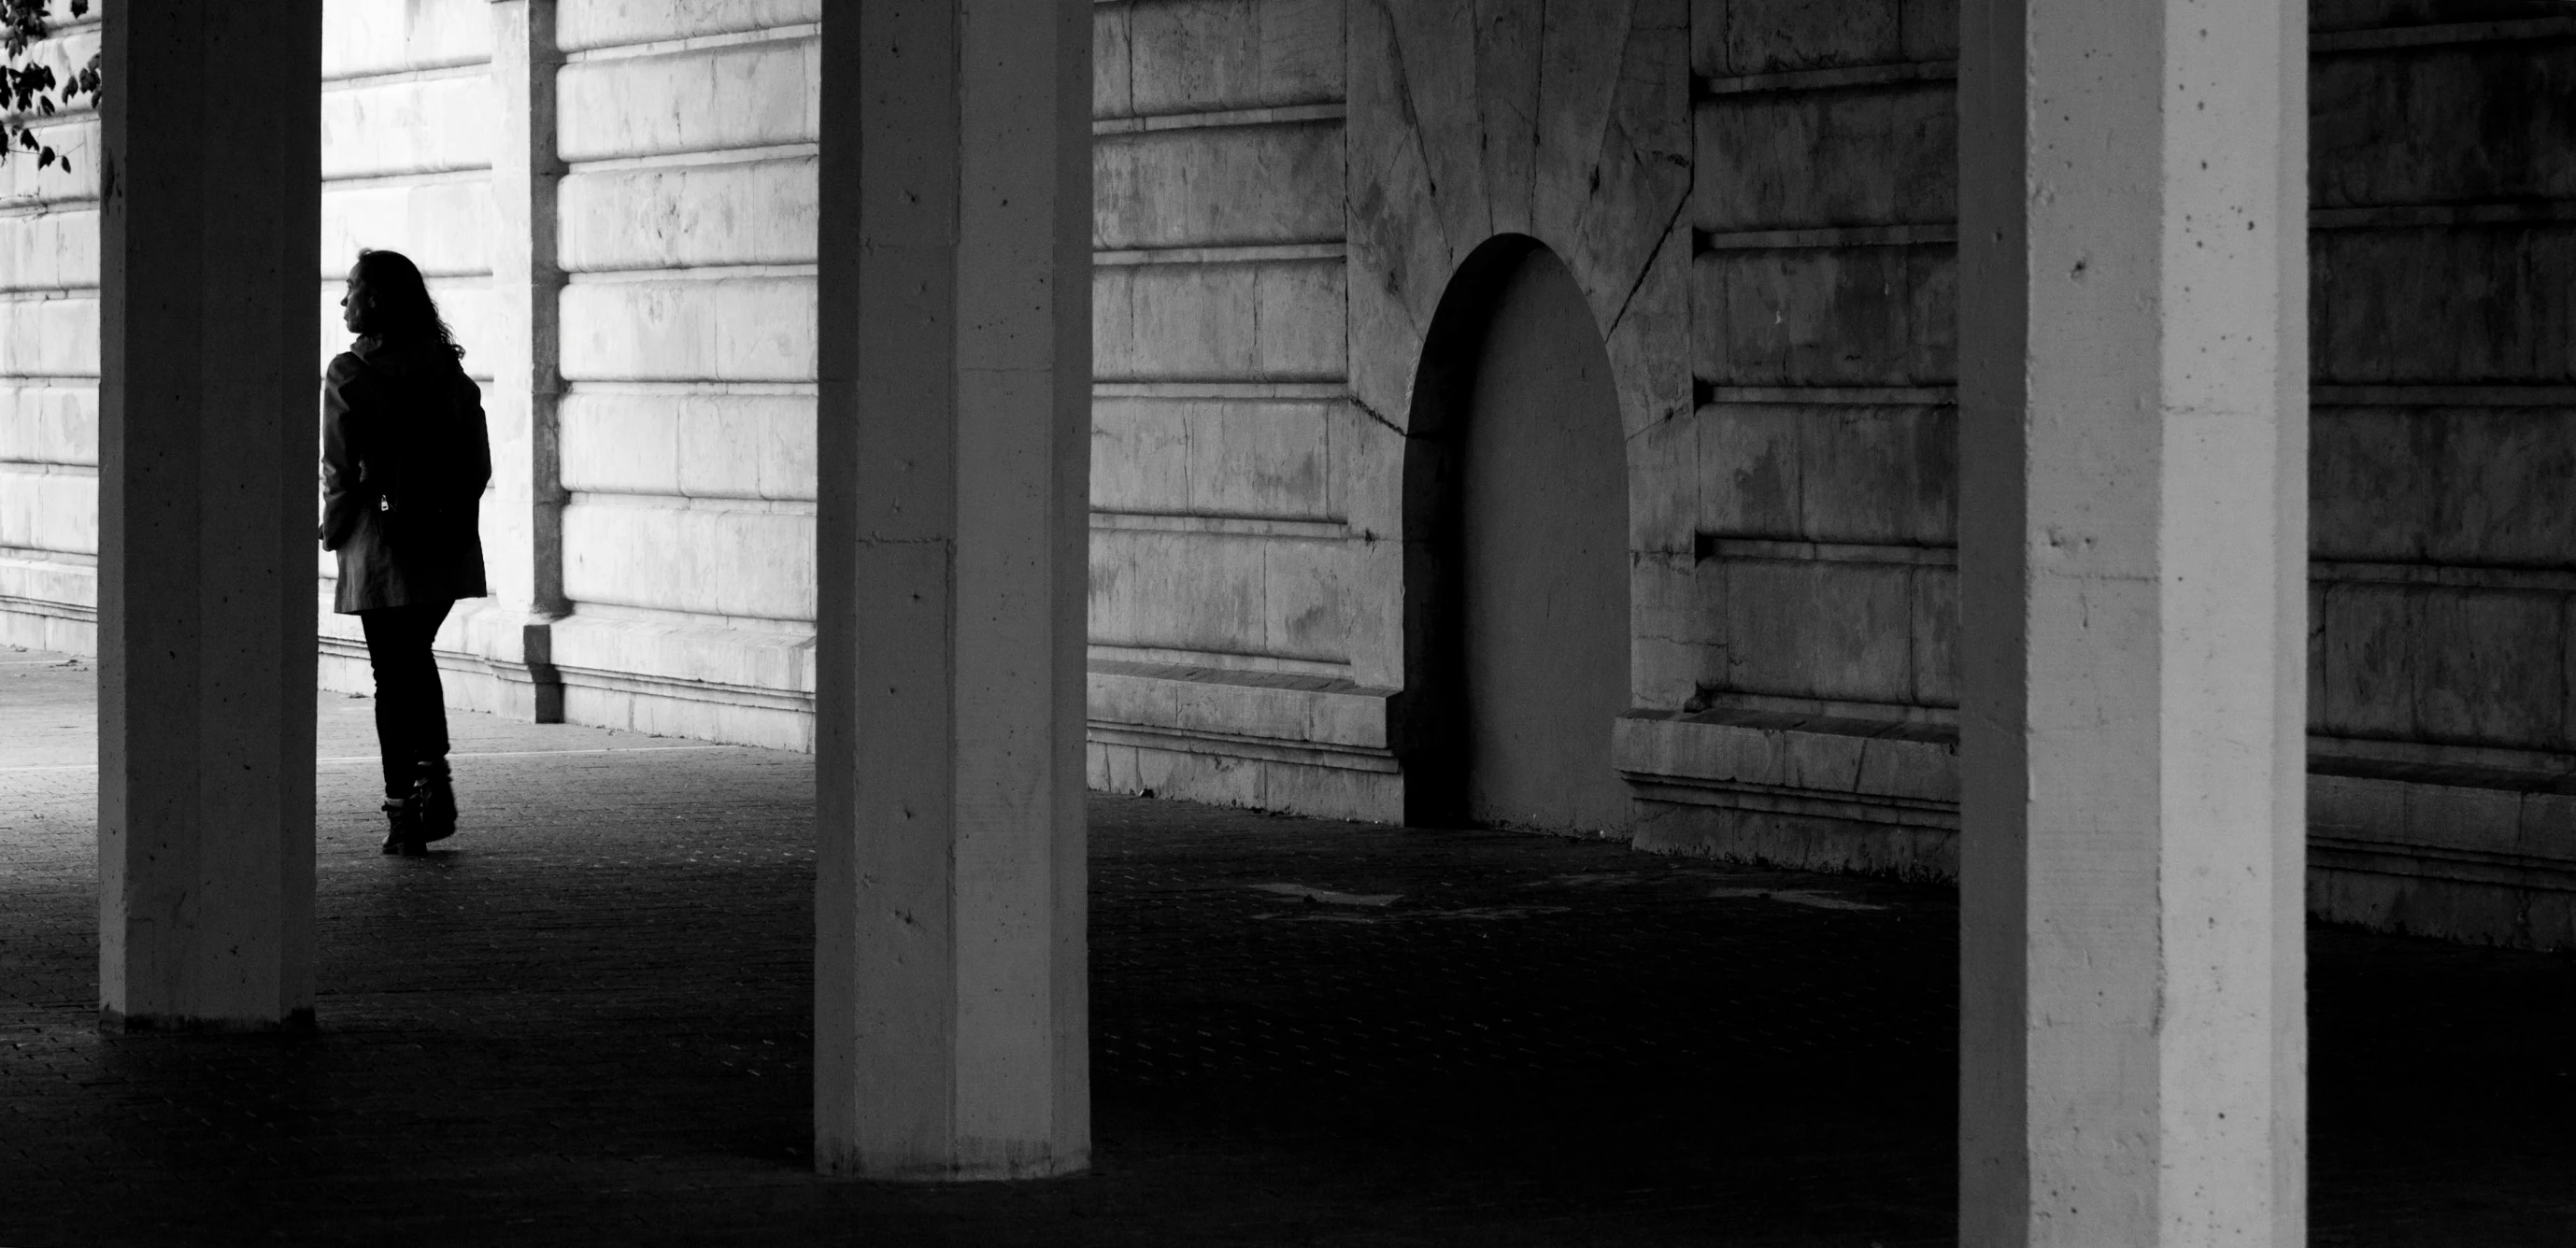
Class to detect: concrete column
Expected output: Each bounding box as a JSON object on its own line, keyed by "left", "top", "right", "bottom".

{"left": 482, "top": 0, "right": 566, "bottom": 721}
{"left": 1956, "top": 0, "right": 2306, "bottom": 1242}
{"left": 97, "top": 4, "right": 324, "bottom": 1030}
{"left": 811, "top": 1, "right": 1092, "bottom": 1179}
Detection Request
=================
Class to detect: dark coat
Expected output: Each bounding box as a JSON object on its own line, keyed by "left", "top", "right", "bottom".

{"left": 319, "top": 335, "right": 491, "bottom": 614}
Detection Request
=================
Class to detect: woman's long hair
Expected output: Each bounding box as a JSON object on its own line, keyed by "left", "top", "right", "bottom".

{"left": 353, "top": 248, "right": 463, "bottom": 363}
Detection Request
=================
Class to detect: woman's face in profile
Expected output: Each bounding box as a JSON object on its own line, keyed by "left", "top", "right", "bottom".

{"left": 339, "top": 268, "right": 368, "bottom": 334}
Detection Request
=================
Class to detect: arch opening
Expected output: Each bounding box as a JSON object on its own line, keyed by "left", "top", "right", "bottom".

{"left": 1399, "top": 237, "right": 1631, "bottom": 834}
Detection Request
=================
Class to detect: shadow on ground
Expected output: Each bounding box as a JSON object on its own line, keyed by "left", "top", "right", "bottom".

{"left": 2, "top": 652, "right": 2571, "bottom": 1245}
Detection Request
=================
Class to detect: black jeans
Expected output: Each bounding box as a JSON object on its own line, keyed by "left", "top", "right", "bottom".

{"left": 359, "top": 600, "right": 454, "bottom": 801}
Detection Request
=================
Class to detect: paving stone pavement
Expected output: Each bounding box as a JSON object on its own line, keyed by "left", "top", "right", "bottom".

{"left": 4, "top": 646, "right": 2574, "bottom": 1245}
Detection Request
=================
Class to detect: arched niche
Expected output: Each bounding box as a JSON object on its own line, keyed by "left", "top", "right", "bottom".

{"left": 1399, "top": 236, "right": 1631, "bottom": 832}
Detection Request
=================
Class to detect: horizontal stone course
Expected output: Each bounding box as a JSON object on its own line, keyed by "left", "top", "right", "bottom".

{"left": 1693, "top": 83, "right": 1954, "bottom": 232}
{"left": 557, "top": 0, "right": 818, "bottom": 52}
{"left": 323, "top": 73, "right": 497, "bottom": 179}
{"left": 1089, "top": 396, "right": 1334, "bottom": 519}
{"left": 0, "top": 466, "right": 92, "bottom": 555}
{"left": 1095, "top": 0, "right": 1345, "bottom": 120}
{"left": 1093, "top": 260, "right": 1345, "bottom": 381}
{"left": 324, "top": 0, "right": 492, "bottom": 78}
{"left": 559, "top": 277, "right": 816, "bottom": 382}
{"left": 1094, "top": 121, "right": 1344, "bottom": 249}
{"left": 0, "top": 385, "right": 94, "bottom": 465}
{"left": 559, "top": 158, "right": 816, "bottom": 272}
{"left": 560, "top": 392, "right": 815, "bottom": 502}
{"left": 1690, "top": 245, "right": 1955, "bottom": 387}
{"left": 562, "top": 498, "right": 815, "bottom": 621}
{"left": 1691, "top": 0, "right": 1957, "bottom": 77}
{"left": 0, "top": 209, "right": 97, "bottom": 293}
{"left": 556, "top": 38, "right": 818, "bottom": 163}
{"left": 2313, "top": 404, "right": 2576, "bottom": 566}
{"left": 2313, "top": 225, "right": 2576, "bottom": 383}
{"left": 1089, "top": 528, "right": 1353, "bottom": 665}
{"left": 322, "top": 181, "right": 496, "bottom": 278}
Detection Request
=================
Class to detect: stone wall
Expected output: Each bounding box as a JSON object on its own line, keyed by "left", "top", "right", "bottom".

{"left": 0, "top": 7, "right": 98, "bottom": 655}
{"left": 7, "top": 1, "right": 2576, "bottom": 949}
{"left": 312, "top": 0, "right": 506, "bottom": 710}
{"left": 540, "top": 0, "right": 821, "bottom": 748}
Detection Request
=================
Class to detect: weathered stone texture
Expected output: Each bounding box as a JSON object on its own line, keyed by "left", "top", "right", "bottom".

{"left": 326, "top": 0, "right": 491, "bottom": 77}
{"left": 562, "top": 498, "right": 814, "bottom": 621}
{"left": 560, "top": 392, "right": 815, "bottom": 502}
{"left": 558, "top": 277, "right": 815, "bottom": 382}
{"left": 323, "top": 75, "right": 497, "bottom": 178}
{"left": 1692, "top": 246, "right": 1954, "bottom": 387}
{"left": 1095, "top": 0, "right": 1345, "bottom": 119}
{"left": 1093, "top": 261, "right": 1345, "bottom": 381}
{"left": 1094, "top": 123, "right": 1344, "bottom": 248}
{"left": 1089, "top": 530, "right": 1352, "bottom": 664}
{"left": 1694, "top": 86, "right": 1954, "bottom": 231}
{"left": 555, "top": 0, "right": 818, "bottom": 52}
{"left": 554, "top": 38, "right": 818, "bottom": 162}
{"left": 1090, "top": 398, "right": 1335, "bottom": 518}
{"left": 560, "top": 159, "right": 817, "bottom": 271}
{"left": 2314, "top": 226, "right": 2576, "bottom": 384}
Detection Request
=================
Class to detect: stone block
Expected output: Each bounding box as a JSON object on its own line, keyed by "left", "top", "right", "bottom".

{"left": 1626, "top": 407, "right": 1700, "bottom": 553}
{"left": 1112, "top": 0, "right": 1345, "bottom": 118}
{"left": 1606, "top": 216, "right": 1697, "bottom": 440}
{"left": 1187, "top": 400, "right": 1333, "bottom": 518}
{"left": 1692, "top": 244, "right": 1948, "bottom": 387}
{"left": 2313, "top": 44, "right": 2576, "bottom": 211}
{"left": 2427, "top": 408, "right": 2576, "bottom": 568}
{"left": 559, "top": 158, "right": 817, "bottom": 272}
{"left": 0, "top": 118, "right": 98, "bottom": 206}
{"left": 0, "top": 207, "right": 97, "bottom": 292}
{"left": 1900, "top": 0, "right": 1958, "bottom": 62}
{"left": 1694, "top": 83, "right": 1955, "bottom": 232}
{"left": 322, "top": 180, "right": 496, "bottom": 278}
{"left": 324, "top": 0, "right": 492, "bottom": 78}
{"left": 556, "top": 0, "right": 819, "bottom": 53}
{"left": 322, "top": 73, "right": 496, "bottom": 179}
{"left": 2399, "top": 780, "right": 2529, "bottom": 859}
{"left": 2316, "top": 582, "right": 2420, "bottom": 740}
{"left": 0, "top": 466, "right": 93, "bottom": 554}
{"left": 0, "top": 294, "right": 95, "bottom": 378}
{"left": 558, "top": 276, "right": 815, "bottom": 382}
{"left": 1700, "top": 0, "right": 1901, "bottom": 76}
{"left": 550, "top": 607, "right": 815, "bottom": 693}
{"left": 0, "top": 384, "right": 95, "bottom": 465}
{"left": 1089, "top": 398, "right": 1191, "bottom": 513}
{"left": 555, "top": 37, "right": 818, "bottom": 163}
{"left": 0, "top": 546, "right": 93, "bottom": 610}
{"left": 2313, "top": 225, "right": 2576, "bottom": 385}
{"left": 1721, "top": 557, "right": 1914, "bottom": 702}
{"left": 1796, "top": 404, "right": 1954, "bottom": 546}
{"left": 2309, "top": 404, "right": 2433, "bottom": 562}
{"left": 1089, "top": 528, "right": 1267, "bottom": 653}
{"left": 2415, "top": 588, "right": 2565, "bottom": 750}
{"left": 1094, "top": 121, "right": 1344, "bottom": 249}
{"left": 1092, "top": 259, "right": 1345, "bottom": 381}
{"left": 1697, "top": 403, "right": 1800, "bottom": 539}
{"left": 1094, "top": 3, "right": 1134, "bottom": 118}
{"left": 1328, "top": 400, "right": 1404, "bottom": 536}
{"left": 1259, "top": 536, "right": 1357, "bottom": 661}
{"left": 1909, "top": 564, "right": 1957, "bottom": 708}
{"left": 561, "top": 393, "right": 815, "bottom": 501}
{"left": 2312, "top": 0, "right": 2563, "bottom": 32}
{"left": 561, "top": 497, "right": 816, "bottom": 620}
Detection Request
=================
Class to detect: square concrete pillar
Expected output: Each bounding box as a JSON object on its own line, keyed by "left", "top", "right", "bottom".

{"left": 811, "top": 1, "right": 1092, "bottom": 1179}
{"left": 1957, "top": 1, "right": 2307, "bottom": 1242}
{"left": 97, "top": 5, "right": 325, "bottom": 1030}
{"left": 482, "top": 0, "right": 567, "bottom": 721}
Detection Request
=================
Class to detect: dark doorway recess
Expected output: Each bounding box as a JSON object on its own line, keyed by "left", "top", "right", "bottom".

{"left": 1399, "top": 236, "right": 1630, "bottom": 833}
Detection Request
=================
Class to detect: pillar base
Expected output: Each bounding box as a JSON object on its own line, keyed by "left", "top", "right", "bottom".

{"left": 100, "top": 1007, "right": 317, "bottom": 1035}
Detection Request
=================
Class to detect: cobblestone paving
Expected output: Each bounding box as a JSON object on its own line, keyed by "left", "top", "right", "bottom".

{"left": 4, "top": 648, "right": 2573, "bottom": 1245}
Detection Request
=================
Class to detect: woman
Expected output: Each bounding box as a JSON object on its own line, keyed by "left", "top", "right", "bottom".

{"left": 319, "top": 248, "right": 491, "bottom": 857}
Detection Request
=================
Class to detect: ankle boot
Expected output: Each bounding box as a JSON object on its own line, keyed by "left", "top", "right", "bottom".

{"left": 380, "top": 796, "right": 426, "bottom": 856}
{"left": 415, "top": 762, "right": 457, "bottom": 844}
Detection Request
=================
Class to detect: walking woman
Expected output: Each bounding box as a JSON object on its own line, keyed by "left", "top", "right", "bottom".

{"left": 319, "top": 248, "right": 491, "bottom": 857}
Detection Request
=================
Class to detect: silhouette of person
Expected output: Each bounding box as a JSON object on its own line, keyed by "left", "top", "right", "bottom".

{"left": 319, "top": 248, "right": 491, "bottom": 856}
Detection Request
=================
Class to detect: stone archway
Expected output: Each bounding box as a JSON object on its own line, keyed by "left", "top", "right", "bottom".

{"left": 1346, "top": 2, "right": 1692, "bottom": 823}
{"left": 1401, "top": 236, "right": 1630, "bottom": 831}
